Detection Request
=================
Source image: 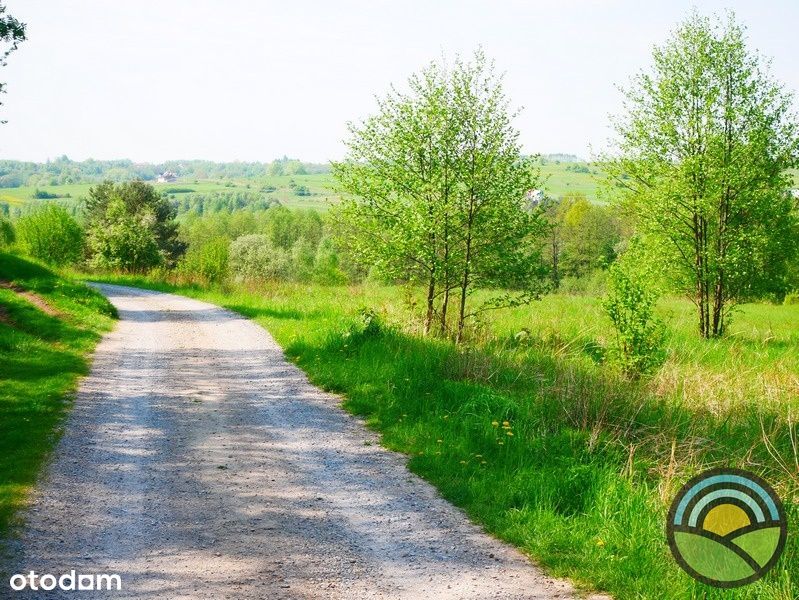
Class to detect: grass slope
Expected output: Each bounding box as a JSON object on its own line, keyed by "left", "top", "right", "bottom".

{"left": 91, "top": 275, "right": 798, "bottom": 600}
{"left": 0, "top": 253, "right": 116, "bottom": 541}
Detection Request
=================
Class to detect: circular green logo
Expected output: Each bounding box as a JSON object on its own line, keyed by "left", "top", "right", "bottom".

{"left": 667, "top": 468, "right": 787, "bottom": 588}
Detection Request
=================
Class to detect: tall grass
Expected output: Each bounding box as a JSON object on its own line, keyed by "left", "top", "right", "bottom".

{"left": 88, "top": 274, "right": 799, "bottom": 599}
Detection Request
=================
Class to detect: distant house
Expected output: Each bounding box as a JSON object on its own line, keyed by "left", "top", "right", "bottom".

{"left": 525, "top": 189, "right": 545, "bottom": 208}
{"left": 157, "top": 171, "right": 178, "bottom": 183}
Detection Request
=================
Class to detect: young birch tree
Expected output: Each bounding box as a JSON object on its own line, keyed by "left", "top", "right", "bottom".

{"left": 334, "top": 50, "right": 546, "bottom": 341}
{"left": 333, "top": 62, "right": 457, "bottom": 335}
{"left": 604, "top": 12, "right": 799, "bottom": 337}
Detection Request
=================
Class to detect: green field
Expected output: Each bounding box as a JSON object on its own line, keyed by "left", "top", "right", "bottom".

{"left": 88, "top": 273, "right": 799, "bottom": 599}
{"left": 0, "top": 160, "right": 614, "bottom": 210}
{"left": 0, "top": 174, "right": 339, "bottom": 211}
{"left": 0, "top": 254, "right": 116, "bottom": 540}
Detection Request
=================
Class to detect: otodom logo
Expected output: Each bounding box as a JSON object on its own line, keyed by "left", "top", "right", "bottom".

{"left": 666, "top": 468, "right": 787, "bottom": 588}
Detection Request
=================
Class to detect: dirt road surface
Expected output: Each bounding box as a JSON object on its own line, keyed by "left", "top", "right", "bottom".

{"left": 3, "top": 284, "right": 578, "bottom": 599}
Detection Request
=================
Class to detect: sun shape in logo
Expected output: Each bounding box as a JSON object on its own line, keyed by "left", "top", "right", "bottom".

{"left": 667, "top": 468, "right": 787, "bottom": 588}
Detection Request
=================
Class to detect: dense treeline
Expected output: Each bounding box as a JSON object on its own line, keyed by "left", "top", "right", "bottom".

{"left": 0, "top": 180, "right": 355, "bottom": 284}
{"left": 170, "top": 191, "right": 278, "bottom": 215}
{"left": 0, "top": 156, "right": 330, "bottom": 188}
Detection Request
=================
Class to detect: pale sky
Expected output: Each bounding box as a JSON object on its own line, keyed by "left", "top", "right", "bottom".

{"left": 2, "top": 0, "right": 798, "bottom": 164}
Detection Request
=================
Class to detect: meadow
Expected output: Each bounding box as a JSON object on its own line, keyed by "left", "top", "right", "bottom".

{"left": 89, "top": 273, "right": 799, "bottom": 600}
{"left": 0, "top": 159, "right": 611, "bottom": 211}
{"left": 0, "top": 173, "right": 338, "bottom": 211}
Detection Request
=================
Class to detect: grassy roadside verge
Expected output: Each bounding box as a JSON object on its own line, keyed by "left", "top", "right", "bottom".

{"left": 0, "top": 253, "right": 116, "bottom": 542}
{"left": 86, "top": 274, "right": 798, "bottom": 599}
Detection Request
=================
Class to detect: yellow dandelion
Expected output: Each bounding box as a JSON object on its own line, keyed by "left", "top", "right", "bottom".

{"left": 596, "top": 539, "right": 605, "bottom": 547}
{"left": 502, "top": 421, "right": 510, "bottom": 427}
{"left": 506, "top": 431, "right": 514, "bottom": 436}
{"left": 460, "top": 460, "right": 466, "bottom": 464}
{"left": 491, "top": 421, "right": 499, "bottom": 427}
{"left": 437, "top": 439, "right": 443, "bottom": 443}
{"left": 481, "top": 460, "right": 487, "bottom": 465}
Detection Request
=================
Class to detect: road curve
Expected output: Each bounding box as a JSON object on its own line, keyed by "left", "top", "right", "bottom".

{"left": 4, "top": 284, "right": 576, "bottom": 599}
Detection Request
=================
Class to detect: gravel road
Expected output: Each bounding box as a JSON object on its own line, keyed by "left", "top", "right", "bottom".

{"left": 3, "top": 284, "right": 578, "bottom": 599}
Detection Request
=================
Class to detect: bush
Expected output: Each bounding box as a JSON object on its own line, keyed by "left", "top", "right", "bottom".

{"left": 784, "top": 291, "right": 799, "bottom": 305}
{"left": 602, "top": 261, "right": 666, "bottom": 378}
{"left": 15, "top": 204, "right": 84, "bottom": 266}
{"left": 228, "top": 234, "right": 290, "bottom": 281}
{"left": 179, "top": 237, "right": 229, "bottom": 284}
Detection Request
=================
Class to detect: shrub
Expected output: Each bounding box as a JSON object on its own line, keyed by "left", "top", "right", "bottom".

{"left": 312, "top": 237, "right": 347, "bottom": 284}
{"left": 15, "top": 204, "right": 83, "bottom": 266}
{"left": 179, "top": 237, "right": 229, "bottom": 284}
{"left": 602, "top": 260, "right": 666, "bottom": 378}
{"left": 228, "top": 234, "right": 290, "bottom": 281}
{"left": 784, "top": 291, "right": 799, "bottom": 305}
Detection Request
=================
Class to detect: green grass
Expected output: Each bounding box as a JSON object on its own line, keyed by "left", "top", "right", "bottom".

{"left": 0, "top": 253, "right": 116, "bottom": 542}
{"left": 0, "top": 175, "right": 338, "bottom": 210}
{"left": 89, "top": 274, "right": 798, "bottom": 599}
{"left": 2, "top": 164, "right": 793, "bottom": 211}
{"left": 1, "top": 162, "right": 617, "bottom": 210}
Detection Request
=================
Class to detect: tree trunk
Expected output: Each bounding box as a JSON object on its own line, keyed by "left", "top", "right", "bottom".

{"left": 440, "top": 210, "right": 451, "bottom": 335}
{"left": 456, "top": 266, "right": 469, "bottom": 344}
{"left": 424, "top": 272, "right": 435, "bottom": 335}
{"left": 694, "top": 213, "right": 711, "bottom": 339}
{"left": 456, "top": 212, "right": 474, "bottom": 344}
{"left": 551, "top": 234, "right": 560, "bottom": 289}
{"left": 712, "top": 275, "right": 724, "bottom": 336}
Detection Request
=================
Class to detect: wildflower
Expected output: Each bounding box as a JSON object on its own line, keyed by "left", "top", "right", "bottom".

{"left": 506, "top": 431, "right": 514, "bottom": 436}
{"left": 502, "top": 421, "right": 510, "bottom": 427}
{"left": 491, "top": 421, "right": 499, "bottom": 427}
{"left": 437, "top": 439, "right": 443, "bottom": 443}
{"left": 596, "top": 539, "right": 605, "bottom": 547}
{"left": 460, "top": 460, "right": 466, "bottom": 464}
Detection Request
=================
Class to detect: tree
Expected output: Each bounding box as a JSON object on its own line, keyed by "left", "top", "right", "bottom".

{"left": 333, "top": 59, "right": 454, "bottom": 335}
{"left": 87, "top": 197, "right": 162, "bottom": 272}
{"left": 604, "top": 11, "right": 799, "bottom": 337}
{"left": 15, "top": 204, "right": 83, "bottom": 266}
{"left": 85, "top": 181, "right": 185, "bottom": 267}
{"left": 0, "top": 214, "right": 13, "bottom": 248}
{"left": 0, "top": 3, "right": 25, "bottom": 122}
{"left": 558, "top": 193, "right": 621, "bottom": 279}
{"left": 334, "top": 50, "right": 545, "bottom": 341}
